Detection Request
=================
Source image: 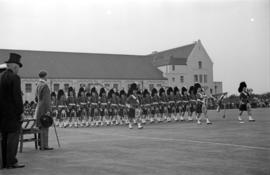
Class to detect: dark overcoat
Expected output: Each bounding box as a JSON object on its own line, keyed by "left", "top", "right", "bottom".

{"left": 0, "top": 69, "right": 23, "bottom": 133}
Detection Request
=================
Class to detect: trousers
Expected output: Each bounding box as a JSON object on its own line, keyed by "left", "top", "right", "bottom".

{"left": 1, "top": 131, "right": 20, "bottom": 167}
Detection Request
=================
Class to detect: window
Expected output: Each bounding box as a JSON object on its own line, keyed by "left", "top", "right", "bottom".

{"left": 80, "top": 83, "right": 86, "bottom": 88}
{"left": 204, "top": 74, "right": 207, "bottom": 83}
{"left": 64, "top": 83, "right": 69, "bottom": 92}
{"left": 199, "top": 74, "right": 203, "bottom": 83}
{"left": 198, "top": 61, "right": 202, "bottom": 69}
{"left": 180, "top": 76, "right": 184, "bottom": 83}
{"left": 194, "top": 75, "right": 198, "bottom": 82}
{"left": 113, "top": 84, "right": 118, "bottom": 89}
{"left": 172, "top": 77, "right": 175, "bottom": 82}
{"left": 104, "top": 83, "right": 110, "bottom": 88}
{"left": 172, "top": 65, "right": 175, "bottom": 71}
{"left": 149, "top": 84, "right": 154, "bottom": 90}
{"left": 25, "top": 83, "right": 32, "bottom": 93}
{"left": 156, "top": 84, "right": 162, "bottom": 88}
{"left": 53, "top": 83, "right": 60, "bottom": 92}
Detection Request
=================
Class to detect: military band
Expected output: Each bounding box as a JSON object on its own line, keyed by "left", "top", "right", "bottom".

{"left": 23, "top": 82, "right": 253, "bottom": 129}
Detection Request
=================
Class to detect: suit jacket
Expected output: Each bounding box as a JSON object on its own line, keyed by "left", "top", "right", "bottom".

{"left": 0, "top": 69, "right": 23, "bottom": 133}
{"left": 34, "top": 79, "right": 51, "bottom": 127}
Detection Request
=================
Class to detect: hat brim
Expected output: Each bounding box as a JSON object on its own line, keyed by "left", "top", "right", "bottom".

{"left": 5, "top": 61, "right": 23, "bottom": 67}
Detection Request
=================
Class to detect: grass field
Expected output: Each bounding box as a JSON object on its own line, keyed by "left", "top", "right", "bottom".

{"left": 1, "top": 108, "right": 270, "bottom": 175}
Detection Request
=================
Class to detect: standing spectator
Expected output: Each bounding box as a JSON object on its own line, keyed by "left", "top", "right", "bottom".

{"left": 0, "top": 53, "right": 25, "bottom": 169}
{"left": 34, "top": 71, "right": 53, "bottom": 150}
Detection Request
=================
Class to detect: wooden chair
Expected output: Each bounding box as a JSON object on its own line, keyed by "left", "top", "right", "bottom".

{"left": 19, "top": 119, "right": 43, "bottom": 153}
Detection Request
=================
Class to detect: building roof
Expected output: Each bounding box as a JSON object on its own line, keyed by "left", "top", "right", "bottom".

{"left": 0, "top": 49, "right": 166, "bottom": 80}
{"left": 151, "top": 43, "right": 195, "bottom": 67}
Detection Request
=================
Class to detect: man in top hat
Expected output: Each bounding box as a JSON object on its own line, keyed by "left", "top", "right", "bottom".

{"left": 0, "top": 53, "right": 25, "bottom": 169}
{"left": 34, "top": 70, "right": 53, "bottom": 150}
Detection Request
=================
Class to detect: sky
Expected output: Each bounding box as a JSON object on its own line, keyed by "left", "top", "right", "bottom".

{"left": 0, "top": 0, "right": 269, "bottom": 94}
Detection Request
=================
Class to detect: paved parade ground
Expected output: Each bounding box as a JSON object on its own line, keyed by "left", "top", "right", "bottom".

{"left": 1, "top": 108, "right": 270, "bottom": 175}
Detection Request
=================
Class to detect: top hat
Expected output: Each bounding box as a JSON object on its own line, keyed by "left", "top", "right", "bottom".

{"left": 5, "top": 53, "right": 23, "bottom": 67}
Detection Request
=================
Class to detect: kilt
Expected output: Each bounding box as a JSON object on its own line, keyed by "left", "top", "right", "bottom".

{"left": 239, "top": 103, "right": 247, "bottom": 111}
{"left": 196, "top": 102, "right": 203, "bottom": 114}
{"left": 128, "top": 108, "right": 135, "bottom": 119}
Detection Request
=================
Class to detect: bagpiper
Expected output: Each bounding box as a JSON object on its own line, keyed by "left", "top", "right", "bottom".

{"left": 194, "top": 83, "right": 212, "bottom": 125}
{"left": 126, "top": 83, "right": 143, "bottom": 129}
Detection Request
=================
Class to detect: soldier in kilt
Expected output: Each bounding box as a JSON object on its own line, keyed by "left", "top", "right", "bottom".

{"left": 89, "top": 87, "right": 99, "bottom": 126}
{"left": 159, "top": 88, "right": 169, "bottom": 122}
{"left": 77, "top": 87, "right": 89, "bottom": 127}
{"left": 108, "top": 89, "right": 119, "bottom": 125}
{"left": 50, "top": 92, "right": 58, "bottom": 126}
{"left": 56, "top": 89, "right": 68, "bottom": 128}
{"left": 174, "top": 87, "right": 182, "bottom": 121}
{"left": 99, "top": 88, "right": 108, "bottom": 126}
{"left": 238, "top": 82, "right": 255, "bottom": 122}
{"left": 119, "top": 89, "right": 128, "bottom": 125}
{"left": 151, "top": 88, "right": 160, "bottom": 122}
{"left": 188, "top": 86, "right": 196, "bottom": 121}
{"left": 181, "top": 87, "right": 189, "bottom": 121}
{"left": 194, "top": 83, "right": 212, "bottom": 125}
{"left": 126, "top": 83, "right": 143, "bottom": 129}
{"left": 142, "top": 89, "right": 151, "bottom": 124}
{"left": 167, "top": 87, "right": 177, "bottom": 121}
{"left": 66, "top": 87, "right": 78, "bottom": 127}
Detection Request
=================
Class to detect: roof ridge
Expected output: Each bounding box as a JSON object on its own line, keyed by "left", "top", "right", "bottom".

{"left": 0, "top": 48, "right": 148, "bottom": 57}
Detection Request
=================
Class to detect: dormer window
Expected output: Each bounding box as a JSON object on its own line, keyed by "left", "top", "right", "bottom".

{"left": 198, "top": 61, "right": 202, "bottom": 69}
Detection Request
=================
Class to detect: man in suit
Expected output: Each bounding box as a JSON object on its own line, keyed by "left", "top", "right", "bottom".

{"left": 0, "top": 53, "right": 25, "bottom": 169}
{"left": 35, "top": 70, "right": 53, "bottom": 150}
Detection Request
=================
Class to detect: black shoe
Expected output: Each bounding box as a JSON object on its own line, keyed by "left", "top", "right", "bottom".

{"left": 7, "top": 163, "right": 25, "bottom": 169}
{"left": 44, "top": 147, "right": 54, "bottom": 150}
